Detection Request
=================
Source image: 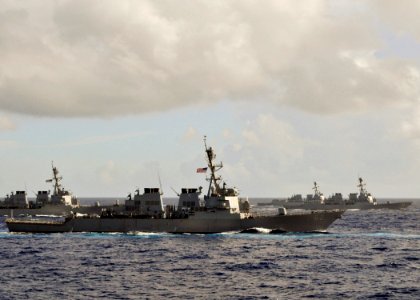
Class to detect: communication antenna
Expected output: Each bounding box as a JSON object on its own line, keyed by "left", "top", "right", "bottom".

{"left": 170, "top": 187, "right": 180, "bottom": 197}
{"left": 157, "top": 169, "right": 163, "bottom": 195}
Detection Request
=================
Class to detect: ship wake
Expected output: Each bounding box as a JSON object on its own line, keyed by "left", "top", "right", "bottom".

{"left": 240, "top": 227, "right": 272, "bottom": 234}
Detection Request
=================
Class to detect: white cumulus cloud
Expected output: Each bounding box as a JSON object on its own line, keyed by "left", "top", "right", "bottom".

{"left": 0, "top": 1, "right": 420, "bottom": 117}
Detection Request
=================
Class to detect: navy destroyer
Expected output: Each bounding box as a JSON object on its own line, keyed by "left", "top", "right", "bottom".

{"left": 6, "top": 138, "right": 344, "bottom": 233}
{"left": 259, "top": 180, "right": 412, "bottom": 210}
{"left": 0, "top": 163, "right": 105, "bottom": 216}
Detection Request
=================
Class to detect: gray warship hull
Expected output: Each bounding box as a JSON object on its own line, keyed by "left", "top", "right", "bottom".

{"left": 6, "top": 210, "right": 344, "bottom": 234}
{"left": 261, "top": 201, "right": 412, "bottom": 210}
{"left": 5, "top": 218, "right": 74, "bottom": 233}
{"left": 0, "top": 205, "right": 107, "bottom": 217}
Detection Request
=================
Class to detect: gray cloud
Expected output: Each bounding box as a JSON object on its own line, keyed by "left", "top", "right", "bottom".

{"left": 0, "top": 1, "right": 419, "bottom": 117}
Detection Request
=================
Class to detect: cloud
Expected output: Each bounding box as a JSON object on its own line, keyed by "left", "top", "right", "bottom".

{"left": 182, "top": 126, "right": 197, "bottom": 141}
{"left": 45, "top": 131, "right": 149, "bottom": 148}
{"left": 217, "top": 114, "right": 306, "bottom": 190}
{"left": 401, "top": 101, "right": 420, "bottom": 145}
{"left": 0, "top": 1, "right": 420, "bottom": 117}
{"left": 372, "top": 0, "right": 420, "bottom": 41}
{"left": 98, "top": 160, "right": 117, "bottom": 184}
{"left": 241, "top": 114, "right": 305, "bottom": 165}
{"left": 0, "top": 116, "right": 16, "bottom": 131}
{"left": 0, "top": 140, "right": 17, "bottom": 147}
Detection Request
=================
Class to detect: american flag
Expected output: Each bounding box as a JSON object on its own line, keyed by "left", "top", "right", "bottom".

{"left": 196, "top": 167, "right": 208, "bottom": 173}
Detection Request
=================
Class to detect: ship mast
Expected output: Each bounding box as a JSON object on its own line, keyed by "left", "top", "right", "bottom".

{"left": 46, "top": 162, "right": 63, "bottom": 196}
{"left": 358, "top": 177, "right": 367, "bottom": 195}
{"left": 313, "top": 181, "right": 321, "bottom": 196}
{"left": 203, "top": 136, "right": 223, "bottom": 197}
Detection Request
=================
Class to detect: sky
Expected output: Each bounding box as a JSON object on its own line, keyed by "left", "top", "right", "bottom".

{"left": 1, "top": 0, "right": 420, "bottom": 198}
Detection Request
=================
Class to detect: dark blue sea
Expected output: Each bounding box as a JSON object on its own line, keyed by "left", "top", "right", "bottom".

{"left": 0, "top": 200, "right": 419, "bottom": 299}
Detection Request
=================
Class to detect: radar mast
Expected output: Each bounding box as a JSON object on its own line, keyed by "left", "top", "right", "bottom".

{"left": 203, "top": 136, "right": 223, "bottom": 197}
{"left": 313, "top": 181, "right": 321, "bottom": 197}
{"left": 358, "top": 177, "right": 367, "bottom": 195}
{"left": 45, "top": 162, "right": 64, "bottom": 196}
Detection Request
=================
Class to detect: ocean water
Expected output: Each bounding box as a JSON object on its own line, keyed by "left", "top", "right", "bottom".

{"left": 0, "top": 203, "right": 419, "bottom": 299}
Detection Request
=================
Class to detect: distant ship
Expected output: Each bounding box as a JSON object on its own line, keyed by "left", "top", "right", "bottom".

{"left": 0, "top": 163, "right": 107, "bottom": 216}
{"left": 258, "top": 180, "right": 412, "bottom": 210}
{"left": 6, "top": 137, "right": 344, "bottom": 234}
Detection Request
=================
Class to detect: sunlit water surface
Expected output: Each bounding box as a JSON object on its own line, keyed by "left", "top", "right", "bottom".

{"left": 0, "top": 202, "right": 419, "bottom": 299}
